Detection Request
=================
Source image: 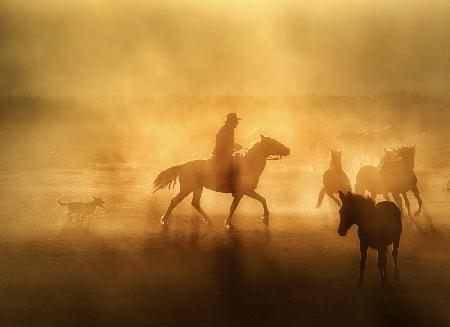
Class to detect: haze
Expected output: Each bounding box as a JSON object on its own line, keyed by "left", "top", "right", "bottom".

{"left": 1, "top": 0, "right": 450, "bottom": 96}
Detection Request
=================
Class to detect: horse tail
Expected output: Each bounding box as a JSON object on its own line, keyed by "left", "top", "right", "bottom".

{"left": 316, "top": 187, "right": 326, "bottom": 208}
{"left": 153, "top": 165, "right": 182, "bottom": 193}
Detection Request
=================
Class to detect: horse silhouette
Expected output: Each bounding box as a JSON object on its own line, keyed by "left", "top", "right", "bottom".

{"left": 153, "top": 135, "right": 290, "bottom": 228}
{"left": 316, "top": 149, "right": 352, "bottom": 207}
{"left": 355, "top": 149, "right": 398, "bottom": 200}
{"left": 338, "top": 191, "right": 402, "bottom": 283}
{"left": 380, "top": 146, "right": 422, "bottom": 217}
{"left": 311, "top": 125, "right": 403, "bottom": 171}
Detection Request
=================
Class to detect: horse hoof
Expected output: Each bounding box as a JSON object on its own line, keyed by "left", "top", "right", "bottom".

{"left": 225, "top": 223, "right": 234, "bottom": 230}
{"left": 204, "top": 219, "right": 213, "bottom": 226}
{"left": 262, "top": 216, "right": 269, "bottom": 226}
{"left": 414, "top": 211, "right": 421, "bottom": 217}
{"left": 160, "top": 216, "right": 168, "bottom": 226}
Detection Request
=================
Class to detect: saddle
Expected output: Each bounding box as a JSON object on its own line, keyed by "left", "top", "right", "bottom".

{"left": 209, "top": 155, "right": 243, "bottom": 192}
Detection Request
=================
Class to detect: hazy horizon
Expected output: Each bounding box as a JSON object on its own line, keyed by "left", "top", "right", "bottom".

{"left": 1, "top": 0, "right": 450, "bottom": 97}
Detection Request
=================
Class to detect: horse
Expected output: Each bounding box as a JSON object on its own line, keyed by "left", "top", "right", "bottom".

{"left": 380, "top": 145, "right": 422, "bottom": 217}
{"left": 311, "top": 125, "right": 403, "bottom": 171}
{"left": 338, "top": 191, "right": 402, "bottom": 283}
{"left": 153, "top": 135, "right": 290, "bottom": 228}
{"left": 355, "top": 149, "right": 398, "bottom": 200}
{"left": 316, "top": 149, "right": 352, "bottom": 208}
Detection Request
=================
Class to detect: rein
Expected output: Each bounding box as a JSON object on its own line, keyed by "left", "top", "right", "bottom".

{"left": 240, "top": 143, "right": 286, "bottom": 161}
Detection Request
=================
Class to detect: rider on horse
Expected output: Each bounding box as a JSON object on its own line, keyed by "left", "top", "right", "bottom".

{"left": 211, "top": 113, "right": 242, "bottom": 191}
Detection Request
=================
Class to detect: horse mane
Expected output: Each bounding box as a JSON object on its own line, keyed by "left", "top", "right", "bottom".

{"left": 245, "top": 140, "right": 263, "bottom": 157}
{"left": 345, "top": 193, "right": 375, "bottom": 210}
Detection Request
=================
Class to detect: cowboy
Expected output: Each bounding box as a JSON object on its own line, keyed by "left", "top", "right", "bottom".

{"left": 212, "top": 113, "right": 242, "bottom": 190}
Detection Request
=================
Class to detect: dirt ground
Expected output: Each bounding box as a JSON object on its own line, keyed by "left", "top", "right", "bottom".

{"left": 1, "top": 101, "right": 450, "bottom": 326}
{"left": 1, "top": 162, "right": 449, "bottom": 326}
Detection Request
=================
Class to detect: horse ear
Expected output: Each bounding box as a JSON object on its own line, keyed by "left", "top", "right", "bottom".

{"left": 260, "top": 134, "right": 265, "bottom": 141}
{"left": 338, "top": 191, "right": 345, "bottom": 201}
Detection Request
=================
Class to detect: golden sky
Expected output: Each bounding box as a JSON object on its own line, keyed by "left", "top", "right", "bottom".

{"left": 1, "top": 0, "right": 449, "bottom": 96}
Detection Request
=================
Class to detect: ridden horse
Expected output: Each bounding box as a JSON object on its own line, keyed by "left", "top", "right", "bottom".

{"left": 380, "top": 145, "right": 422, "bottom": 217}
{"left": 338, "top": 191, "right": 402, "bottom": 283}
{"left": 355, "top": 149, "right": 398, "bottom": 200}
{"left": 316, "top": 149, "right": 352, "bottom": 207}
{"left": 153, "top": 135, "right": 290, "bottom": 228}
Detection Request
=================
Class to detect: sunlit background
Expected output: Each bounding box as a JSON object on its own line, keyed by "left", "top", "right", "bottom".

{"left": 1, "top": 1, "right": 450, "bottom": 325}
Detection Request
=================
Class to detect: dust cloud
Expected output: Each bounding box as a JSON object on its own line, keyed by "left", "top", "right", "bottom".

{"left": 1, "top": 1, "right": 450, "bottom": 326}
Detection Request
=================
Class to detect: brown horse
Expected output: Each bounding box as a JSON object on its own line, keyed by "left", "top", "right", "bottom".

{"left": 316, "top": 149, "right": 352, "bottom": 207}
{"left": 355, "top": 149, "right": 398, "bottom": 200}
{"left": 153, "top": 135, "right": 290, "bottom": 228}
{"left": 338, "top": 191, "right": 402, "bottom": 283}
{"left": 380, "top": 145, "right": 422, "bottom": 217}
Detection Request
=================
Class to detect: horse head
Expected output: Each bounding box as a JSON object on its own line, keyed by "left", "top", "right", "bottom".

{"left": 338, "top": 191, "right": 356, "bottom": 236}
{"left": 379, "top": 148, "right": 398, "bottom": 166}
{"left": 329, "top": 148, "right": 343, "bottom": 169}
{"left": 396, "top": 145, "right": 416, "bottom": 169}
{"left": 93, "top": 196, "right": 105, "bottom": 207}
{"left": 259, "top": 135, "right": 290, "bottom": 160}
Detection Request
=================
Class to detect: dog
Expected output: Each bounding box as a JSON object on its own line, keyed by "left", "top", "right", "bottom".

{"left": 57, "top": 196, "right": 105, "bottom": 224}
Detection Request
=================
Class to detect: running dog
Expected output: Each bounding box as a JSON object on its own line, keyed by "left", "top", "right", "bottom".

{"left": 57, "top": 196, "right": 104, "bottom": 224}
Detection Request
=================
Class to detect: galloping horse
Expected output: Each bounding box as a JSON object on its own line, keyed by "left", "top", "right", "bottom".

{"left": 355, "top": 149, "right": 398, "bottom": 200}
{"left": 316, "top": 149, "right": 352, "bottom": 207}
{"left": 380, "top": 146, "right": 422, "bottom": 216}
{"left": 311, "top": 125, "right": 403, "bottom": 171}
{"left": 338, "top": 191, "right": 402, "bottom": 283}
{"left": 153, "top": 135, "right": 290, "bottom": 228}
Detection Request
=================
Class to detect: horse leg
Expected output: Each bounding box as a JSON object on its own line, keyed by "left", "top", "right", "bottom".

{"left": 316, "top": 187, "right": 326, "bottom": 208}
{"left": 393, "top": 238, "right": 400, "bottom": 279}
{"left": 354, "top": 182, "right": 362, "bottom": 195}
{"left": 161, "top": 192, "right": 189, "bottom": 225}
{"left": 401, "top": 191, "right": 412, "bottom": 218}
{"left": 191, "top": 187, "right": 212, "bottom": 225}
{"left": 359, "top": 242, "right": 368, "bottom": 283}
{"left": 326, "top": 191, "right": 341, "bottom": 207}
{"left": 224, "top": 194, "right": 243, "bottom": 229}
{"left": 411, "top": 185, "right": 423, "bottom": 216}
{"left": 245, "top": 190, "right": 269, "bottom": 225}
{"left": 392, "top": 193, "right": 404, "bottom": 217}
{"left": 377, "top": 248, "right": 388, "bottom": 282}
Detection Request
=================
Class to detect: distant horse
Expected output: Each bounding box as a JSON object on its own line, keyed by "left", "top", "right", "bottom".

{"left": 355, "top": 149, "right": 398, "bottom": 200}
{"left": 338, "top": 191, "right": 402, "bottom": 282}
{"left": 380, "top": 146, "right": 422, "bottom": 217}
{"left": 311, "top": 125, "right": 403, "bottom": 171}
{"left": 316, "top": 149, "right": 352, "bottom": 207}
{"left": 153, "top": 135, "right": 290, "bottom": 228}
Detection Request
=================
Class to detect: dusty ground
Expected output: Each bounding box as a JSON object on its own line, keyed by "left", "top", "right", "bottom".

{"left": 1, "top": 103, "right": 450, "bottom": 326}
{"left": 1, "top": 164, "right": 449, "bottom": 326}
